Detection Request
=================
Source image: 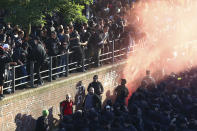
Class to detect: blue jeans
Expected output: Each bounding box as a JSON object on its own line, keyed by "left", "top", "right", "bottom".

{"left": 58, "top": 54, "right": 67, "bottom": 75}
{"left": 20, "top": 65, "right": 27, "bottom": 83}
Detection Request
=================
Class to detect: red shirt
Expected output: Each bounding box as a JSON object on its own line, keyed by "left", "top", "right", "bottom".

{"left": 61, "top": 100, "right": 73, "bottom": 115}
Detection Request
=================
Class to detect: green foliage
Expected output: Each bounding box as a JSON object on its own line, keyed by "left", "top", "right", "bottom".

{"left": 58, "top": 1, "right": 88, "bottom": 25}
{"left": 73, "top": 0, "right": 93, "bottom": 5}
{"left": 0, "top": 0, "right": 60, "bottom": 33}
{"left": 0, "top": 0, "right": 92, "bottom": 34}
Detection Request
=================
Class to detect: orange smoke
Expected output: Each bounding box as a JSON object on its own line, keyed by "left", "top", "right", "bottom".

{"left": 123, "top": 0, "right": 197, "bottom": 98}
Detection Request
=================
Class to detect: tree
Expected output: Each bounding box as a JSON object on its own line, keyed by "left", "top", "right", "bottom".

{"left": 0, "top": 0, "right": 93, "bottom": 35}
{"left": 58, "top": 1, "right": 87, "bottom": 25}
{"left": 56, "top": 0, "right": 93, "bottom": 25}
{"left": 0, "top": 0, "right": 62, "bottom": 35}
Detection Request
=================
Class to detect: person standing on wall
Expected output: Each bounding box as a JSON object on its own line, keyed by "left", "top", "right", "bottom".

{"left": 87, "top": 75, "right": 104, "bottom": 100}
{"left": 114, "top": 79, "right": 129, "bottom": 107}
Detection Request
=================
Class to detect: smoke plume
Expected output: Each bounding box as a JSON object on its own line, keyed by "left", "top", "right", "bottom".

{"left": 123, "top": 0, "right": 197, "bottom": 97}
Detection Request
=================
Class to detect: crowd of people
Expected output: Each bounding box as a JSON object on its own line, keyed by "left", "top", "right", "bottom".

{"left": 36, "top": 75, "right": 129, "bottom": 131}
{"left": 0, "top": 0, "right": 195, "bottom": 130}
{"left": 35, "top": 68, "right": 197, "bottom": 131}
{"left": 0, "top": 0, "right": 136, "bottom": 100}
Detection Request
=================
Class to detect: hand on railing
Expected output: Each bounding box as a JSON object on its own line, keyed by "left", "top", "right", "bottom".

{"left": 10, "top": 62, "right": 17, "bottom": 66}
{"left": 17, "top": 60, "right": 24, "bottom": 66}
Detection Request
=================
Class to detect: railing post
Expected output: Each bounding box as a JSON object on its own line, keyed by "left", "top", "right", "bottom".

{"left": 11, "top": 66, "right": 15, "bottom": 93}
{"left": 48, "top": 57, "right": 52, "bottom": 82}
{"left": 82, "top": 48, "right": 85, "bottom": 72}
{"left": 65, "top": 52, "right": 69, "bottom": 77}
{"left": 112, "top": 40, "right": 115, "bottom": 64}
{"left": 30, "top": 61, "right": 34, "bottom": 88}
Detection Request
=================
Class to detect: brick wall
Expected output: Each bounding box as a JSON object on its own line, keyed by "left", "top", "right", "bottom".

{"left": 0, "top": 62, "right": 125, "bottom": 131}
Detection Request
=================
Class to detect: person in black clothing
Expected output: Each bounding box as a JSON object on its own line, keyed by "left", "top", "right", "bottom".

{"left": 79, "top": 24, "right": 90, "bottom": 66}
{"left": 123, "top": 116, "right": 137, "bottom": 131}
{"left": 5, "top": 23, "right": 12, "bottom": 38}
{"left": 88, "top": 110, "right": 100, "bottom": 131}
{"left": 46, "top": 31, "right": 60, "bottom": 56}
{"left": 80, "top": 23, "right": 91, "bottom": 47}
{"left": 35, "top": 110, "right": 50, "bottom": 131}
{"left": 0, "top": 46, "right": 13, "bottom": 100}
{"left": 46, "top": 31, "right": 61, "bottom": 80}
{"left": 101, "top": 25, "right": 110, "bottom": 63}
{"left": 88, "top": 25, "right": 103, "bottom": 67}
{"left": 12, "top": 40, "right": 28, "bottom": 87}
{"left": 69, "top": 25, "right": 84, "bottom": 71}
{"left": 114, "top": 79, "right": 129, "bottom": 107}
{"left": 87, "top": 75, "right": 104, "bottom": 100}
{"left": 58, "top": 27, "right": 69, "bottom": 76}
{"left": 0, "top": 27, "right": 6, "bottom": 43}
{"left": 83, "top": 87, "right": 102, "bottom": 112}
{"left": 20, "top": 42, "right": 29, "bottom": 82}
{"left": 29, "top": 37, "right": 47, "bottom": 86}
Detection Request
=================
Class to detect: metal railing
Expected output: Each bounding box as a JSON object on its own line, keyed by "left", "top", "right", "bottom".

{"left": 3, "top": 39, "right": 141, "bottom": 94}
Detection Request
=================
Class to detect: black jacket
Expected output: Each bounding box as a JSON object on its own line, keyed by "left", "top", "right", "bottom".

{"left": 30, "top": 44, "right": 46, "bottom": 64}
{"left": 35, "top": 116, "right": 49, "bottom": 131}
{"left": 83, "top": 94, "right": 102, "bottom": 111}
{"left": 115, "top": 85, "right": 129, "bottom": 99}
{"left": 0, "top": 52, "right": 11, "bottom": 74}
{"left": 12, "top": 47, "right": 22, "bottom": 64}
{"left": 88, "top": 81, "right": 104, "bottom": 96}
{"left": 46, "top": 37, "right": 60, "bottom": 56}
{"left": 88, "top": 31, "right": 102, "bottom": 49}
{"left": 69, "top": 31, "right": 81, "bottom": 49}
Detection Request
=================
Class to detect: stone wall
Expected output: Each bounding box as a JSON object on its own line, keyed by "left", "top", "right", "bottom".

{"left": 0, "top": 62, "right": 125, "bottom": 131}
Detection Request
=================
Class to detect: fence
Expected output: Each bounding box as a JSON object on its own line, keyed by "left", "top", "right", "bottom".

{"left": 3, "top": 39, "right": 140, "bottom": 94}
